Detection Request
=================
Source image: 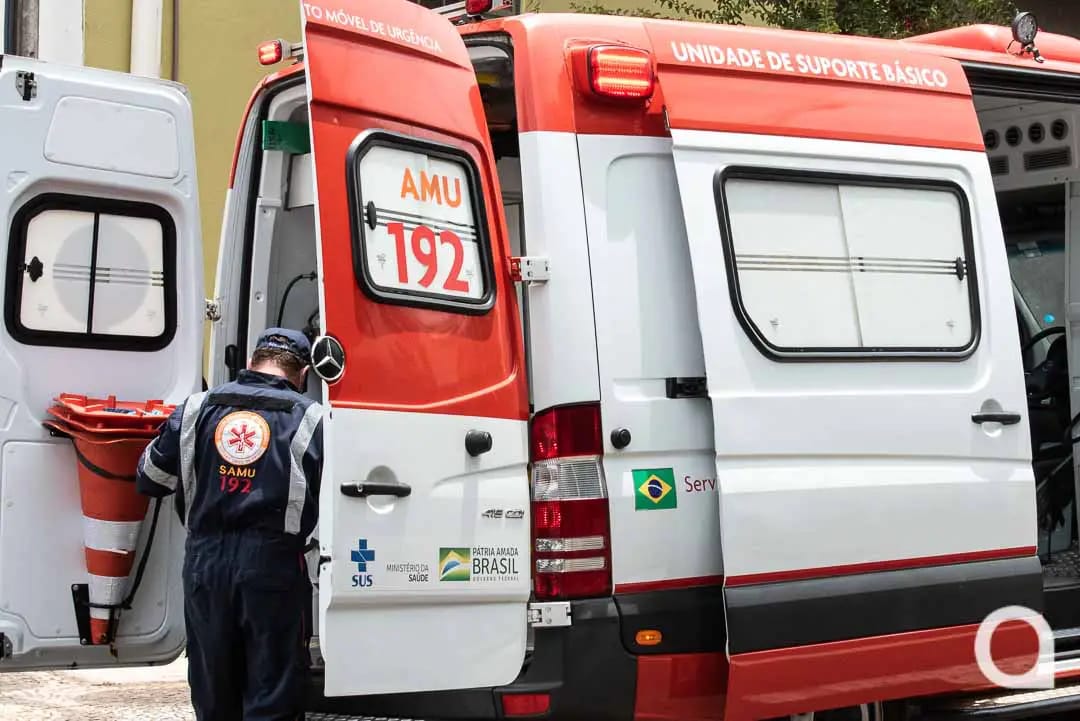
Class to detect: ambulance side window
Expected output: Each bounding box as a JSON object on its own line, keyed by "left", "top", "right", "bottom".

{"left": 4, "top": 193, "right": 176, "bottom": 350}
{"left": 716, "top": 169, "right": 978, "bottom": 360}
{"left": 346, "top": 133, "right": 496, "bottom": 314}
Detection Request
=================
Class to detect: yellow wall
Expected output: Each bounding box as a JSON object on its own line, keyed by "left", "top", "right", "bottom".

{"left": 177, "top": 0, "right": 300, "bottom": 308}
{"left": 83, "top": 0, "right": 301, "bottom": 364}
{"left": 83, "top": 0, "right": 131, "bottom": 72}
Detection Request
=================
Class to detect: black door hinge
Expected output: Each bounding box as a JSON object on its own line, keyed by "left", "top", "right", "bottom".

{"left": 15, "top": 71, "right": 36, "bottom": 102}
{"left": 666, "top": 376, "right": 708, "bottom": 399}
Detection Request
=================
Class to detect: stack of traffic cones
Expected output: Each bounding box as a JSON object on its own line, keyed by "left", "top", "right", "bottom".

{"left": 42, "top": 394, "right": 174, "bottom": 645}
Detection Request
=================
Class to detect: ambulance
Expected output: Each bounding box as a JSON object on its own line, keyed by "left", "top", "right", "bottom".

{"left": 6, "top": 1, "right": 1080, "bottom": 719}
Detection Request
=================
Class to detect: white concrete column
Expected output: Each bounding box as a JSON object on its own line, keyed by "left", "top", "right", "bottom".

{"left": 130, "top": 0, "right": 162, "bottom": 77}
{"left": 36, "top": 0, "right": 83, "bottom": 65}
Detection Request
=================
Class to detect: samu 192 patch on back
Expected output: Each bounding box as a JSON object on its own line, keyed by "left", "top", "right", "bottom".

{"left": 633, "top": 468, "right": 677, "bottom": 510}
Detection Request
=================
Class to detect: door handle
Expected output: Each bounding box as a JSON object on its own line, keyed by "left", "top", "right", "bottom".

{"left": 340, "top": 480, "right": 412, "bottom": 498}
{"left": 972, "top": 412, "right": 1022, "bottom": 426}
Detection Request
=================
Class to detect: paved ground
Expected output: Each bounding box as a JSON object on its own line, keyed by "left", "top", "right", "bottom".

{"left": 0, "top": 658, "right": 1075, "bottom": 721}
{"left": 0, "top": 657, "right": 193, "bottom": 720}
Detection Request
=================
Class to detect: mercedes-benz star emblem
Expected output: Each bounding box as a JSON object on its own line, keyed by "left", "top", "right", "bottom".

{"left": 311, "top": 335, "right": 346, "bottom": 384}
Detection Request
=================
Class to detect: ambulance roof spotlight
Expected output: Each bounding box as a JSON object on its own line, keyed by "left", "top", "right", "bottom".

{"left": 1010, "top": 11, "right": 1044, "bottom": 63}
{"left": 1012, "top": 11, "right": 1038, "bottom": 46}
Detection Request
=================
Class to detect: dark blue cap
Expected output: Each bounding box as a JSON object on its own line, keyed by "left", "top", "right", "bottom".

{"left": 255, "top": 327, "right": 311, "bottom": 365}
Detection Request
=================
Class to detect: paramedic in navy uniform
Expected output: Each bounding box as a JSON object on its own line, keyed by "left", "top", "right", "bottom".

{"left": 135, "top": 328, "right": 324, "bottom": 721}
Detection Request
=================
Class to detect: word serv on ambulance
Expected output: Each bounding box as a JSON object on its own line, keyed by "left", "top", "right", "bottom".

{"left": 6, "top": 4, "right": 1080, "bottom": 721}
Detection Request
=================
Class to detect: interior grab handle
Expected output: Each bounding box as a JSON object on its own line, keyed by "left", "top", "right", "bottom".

{"left": 972, "top": 412, "right": 1022, "bottom": 426}
{"left": 340, "top": 480, "right": 412, "bottom": 498}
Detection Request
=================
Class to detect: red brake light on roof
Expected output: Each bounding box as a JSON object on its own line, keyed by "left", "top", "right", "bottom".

{"left": 258, "top": 40, "right": 285, "bottom": 66}
{"left": 465, "top": 0, "right": 493, "bottom": 14}
{"left": 588, "top": 45, "right": 655, "bottom": 100}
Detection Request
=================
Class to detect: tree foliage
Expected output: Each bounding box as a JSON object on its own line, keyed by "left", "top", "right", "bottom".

{"left": 569, "top": 0, "right": 1019, "bottom": 38}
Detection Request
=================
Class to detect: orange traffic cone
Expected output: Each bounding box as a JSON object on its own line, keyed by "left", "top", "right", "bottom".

{"left": 73, "top": 433, "right": 153, "bottom": 644}
{"left": 43, "top": 393, "right": 174, "bottom": 646}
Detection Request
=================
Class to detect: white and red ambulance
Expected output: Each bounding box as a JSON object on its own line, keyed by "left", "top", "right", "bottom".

{"left": 5, "top": 2, "right": 1080, "bottom": 720}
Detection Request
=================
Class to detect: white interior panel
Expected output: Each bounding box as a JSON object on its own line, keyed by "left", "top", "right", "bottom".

{"left": 287, "top": 153, "right": 315, "bottom": 209}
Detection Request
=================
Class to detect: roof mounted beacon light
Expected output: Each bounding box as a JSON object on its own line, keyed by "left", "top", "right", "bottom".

{"left": 1010, "top": 11, "right": 1044, "bottom": 63}
{"left": 465, "top": 0, "right": 493, "bottom": 16}
{"left": 258, "top": 38, "right": 304, "bottom": 66}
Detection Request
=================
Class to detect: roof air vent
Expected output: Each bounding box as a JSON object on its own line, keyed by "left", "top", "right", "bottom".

{"left": 1006, "top": 126, "right": 1022, "bottom": 146}
{"left": 1053, "top": 119, "right": 1069, "bottom": 140}
{"left": 989, "top": 156, "right": 1009, "bottom": 176}
{"left": 1029, "top": 123, "right": 1045, "bottom": 143}
{"left": 984, "top": 130, "right": 999, "bottom": 150}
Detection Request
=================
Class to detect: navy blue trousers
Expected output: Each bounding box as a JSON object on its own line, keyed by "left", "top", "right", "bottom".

{"left": 182, "top": 531, "right": 311, "bottom": 721}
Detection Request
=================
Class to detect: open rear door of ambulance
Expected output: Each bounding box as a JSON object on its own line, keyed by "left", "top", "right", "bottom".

{"left": 301, "top": 0, "right": 531, "bottom": 697}
{"left": 0, "top": 56, "right": 202, "bottom": 669}
{"left": 648, "top": 23, "right": 1043, "bottom": 719}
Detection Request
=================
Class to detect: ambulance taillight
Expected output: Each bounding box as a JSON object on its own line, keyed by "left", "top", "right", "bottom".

{"left": 587, "top": 45, "right": 655, "bottom": 101}
{"left": 530, "top": 403, "right": 612, "bottom": 600}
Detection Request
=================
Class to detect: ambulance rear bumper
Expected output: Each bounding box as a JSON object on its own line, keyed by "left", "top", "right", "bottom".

{"left": 305, "top": 596, "right": 637, "bottom": 720}
{"left": 305, "top": 586, "right": 726, "bottom": 721}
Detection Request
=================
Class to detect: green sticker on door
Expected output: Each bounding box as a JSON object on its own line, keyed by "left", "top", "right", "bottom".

{"left": 633, "top": 468, "right": 677, "bottom": 510}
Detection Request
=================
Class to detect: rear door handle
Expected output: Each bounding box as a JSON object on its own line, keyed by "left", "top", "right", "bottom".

{"left": 972, "top": 412, "right": 1022, "bottom": 426}
{"left": 340, "top": 480, "right": 412, "bottom": 498}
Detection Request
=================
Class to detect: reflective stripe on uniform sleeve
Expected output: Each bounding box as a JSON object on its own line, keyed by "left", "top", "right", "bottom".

{"left": 139, "top": 439, "right": 178, "bottom": 491}
{"left": 285, "top": 402, "right": 324, "bottom": 535}
{"left": 179, "top": 391, "right": 208, "bottom": 517}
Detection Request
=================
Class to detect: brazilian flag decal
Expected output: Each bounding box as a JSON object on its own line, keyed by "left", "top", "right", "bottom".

{"left": 633, "top": 468, "right": 677, "bottom": 510}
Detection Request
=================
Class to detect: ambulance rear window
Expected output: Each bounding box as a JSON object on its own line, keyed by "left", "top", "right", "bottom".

{"left": 717, "top": 169, "right": 978, "bottom": 359}
{"left": 346, "top": 132, "right": 496, "bottom": 314}
{"left": 4, "top": 194, "right": 175, "bottom": 351}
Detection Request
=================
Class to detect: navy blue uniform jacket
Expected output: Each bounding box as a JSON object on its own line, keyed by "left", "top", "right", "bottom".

{"left": 134, "top": 370, "right": 324, "bottom": 541}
